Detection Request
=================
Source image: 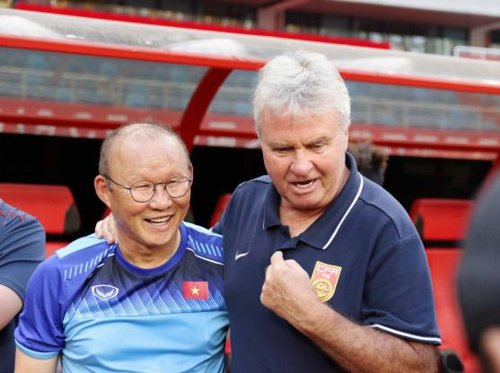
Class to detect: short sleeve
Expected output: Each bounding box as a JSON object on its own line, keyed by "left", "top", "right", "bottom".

{"left": 0, "top": 203, "right": 45, "bottom": 298}
{"left": 14, "top": 255, "right": 66, "bottom": 358}
{"left": 362, "top": 234, "right": 441, "bottom": 344}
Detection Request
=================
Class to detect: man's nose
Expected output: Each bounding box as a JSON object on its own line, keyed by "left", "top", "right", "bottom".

{"left": 150, "top": 183, "right": 173, "bottom": 204}
{"left": 290, "top": 151, "right": 314, "bottom": 175}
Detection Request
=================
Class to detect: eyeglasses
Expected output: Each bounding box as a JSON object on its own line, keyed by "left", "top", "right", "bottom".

{"left": 103, "top": 174, "right": 192, "bottom": 203}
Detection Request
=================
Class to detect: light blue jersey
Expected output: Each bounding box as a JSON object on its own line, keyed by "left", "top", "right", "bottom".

{"left": 15, "top": 222, "right": 228, "bottom": 373}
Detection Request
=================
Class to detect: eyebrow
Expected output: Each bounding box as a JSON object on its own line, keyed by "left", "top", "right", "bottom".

{"left": 265, "top": 135, "right": 331, "bottom": 149}
{"left": 306, "top": 136, "right": 330, "bottom": 145}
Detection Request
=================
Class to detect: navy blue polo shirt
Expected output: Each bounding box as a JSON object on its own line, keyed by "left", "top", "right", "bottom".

{"left": 0, "top": 201, "right": 45, "bottom": 373}
{"left": 214, "top": 153, "right": 440, "bottom": 372}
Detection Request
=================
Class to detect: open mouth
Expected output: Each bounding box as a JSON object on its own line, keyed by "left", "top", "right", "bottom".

{"left": 292, "top": 179, "right": 316, "bottom": 189}
{"left": 146, "top": 216, "right": 172, "bottom": 225}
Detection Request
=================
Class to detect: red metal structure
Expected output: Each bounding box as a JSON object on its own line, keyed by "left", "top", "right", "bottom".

{"left": 0, "top": 8, "right": 499, "bottom": 158}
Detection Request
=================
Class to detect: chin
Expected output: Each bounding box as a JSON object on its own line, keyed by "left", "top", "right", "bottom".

{"left": 289, "top": 198, "right": 321, "bottom": 211}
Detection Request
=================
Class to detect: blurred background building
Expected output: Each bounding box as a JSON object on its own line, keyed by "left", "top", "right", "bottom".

{"left": 0, "top": 1, "right": 498, "bottom": 234}
{"left": 4, "top": 0, "right": 499, "bottom": 57}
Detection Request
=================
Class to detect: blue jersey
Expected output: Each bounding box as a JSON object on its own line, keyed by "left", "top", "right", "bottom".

{"left": 214, "top": 152, "right": 440, "bottom": 372}
{"left": 0, "top": 200, "right": 45, "bottom": 373}
{"left": 15, "top": 222, "right": 228, "bottom": 373}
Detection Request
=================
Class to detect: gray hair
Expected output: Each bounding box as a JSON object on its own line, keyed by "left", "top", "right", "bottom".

{"left": 98, "top": 122, "right": 191, "bottom": 175}
{"left": 253, "top": 50, "right": 351, "bottom": 134}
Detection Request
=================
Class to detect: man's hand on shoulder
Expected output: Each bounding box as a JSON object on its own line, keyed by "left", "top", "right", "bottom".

{"left": 95, "top": 213, "right": 118, "bottom": 244}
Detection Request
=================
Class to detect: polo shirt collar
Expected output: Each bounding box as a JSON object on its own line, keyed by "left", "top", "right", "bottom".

{"left": 262, "top": 152, "right": 364, "bottom": 249}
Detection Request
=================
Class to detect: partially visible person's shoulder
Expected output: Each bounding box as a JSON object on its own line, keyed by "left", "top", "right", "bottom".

{"left": 184, "top": 222, "right": 223, "bottom": 264}
{"left": 458, "top": 173, "right": 500, "bottom": 352}
{"left": 56, "top": 233, "right": 112, "bottom": 259}
{"left": 184, "top": 221, "right": 222, "bottom": 239}
{"left": 30, "top": 234, "right": 116, "bottom": 291}
{"left": 231, "top": 175, "right": 271, "bottom": 203}
{"left": 0, "top": 200, "right": 45, "bottom": 260}
{"left": 359, "top": 177, "right": 400, "bottom": 209}
{"left": 237, "top": 175, "right": 271, "bottom": 191}
{"left": 49, "top": 234, "right": 115, "bottom": 279}
{"left": 0, "top": 199, "right": 42, "bottom": 231}
{"left": 222, "top": 175, "right": 273, "bottom": 221}
{"left": 252, "top": 175, "right": 272, "bottom": 184}
{"left": 358, "top": 177, "right": 417, "bottom": 238}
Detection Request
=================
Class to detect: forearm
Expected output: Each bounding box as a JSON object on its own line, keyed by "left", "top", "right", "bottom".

{"left": 15, "top": 349, "right": 58, "bottom": 373}
{"left": 260, "top": 252, "right": 439, "bottom": 371}
{"left": 0, "top": 285, "right": 22, "bottom": 329}
{"left": 290, "top": 300, "right": 439, "bottom": 373}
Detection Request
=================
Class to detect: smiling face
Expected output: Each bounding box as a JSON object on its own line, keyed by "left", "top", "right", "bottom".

{"left": 95, "top": 131, "right": 192, "bottom": 259}
{"left": 260, "top": 109, "right": 349, "bottom": 218}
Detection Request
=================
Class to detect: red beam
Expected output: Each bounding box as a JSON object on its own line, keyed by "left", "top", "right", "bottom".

{"left": 1, "top": 34, "right": 499, "bottom": 95}
{"left": 179, "top": 67, "right": 232, "bottom": 151}
{"left": 14, "top": 3, "right": 391, "bottom": 49}
{"left": 342, "top": 70, "right": 500, "bottom": 95}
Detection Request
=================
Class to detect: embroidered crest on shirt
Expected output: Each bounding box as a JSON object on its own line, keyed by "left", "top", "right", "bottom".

{"left": 183, "top": 281, "right": 209, "bottom": 299}
{"left": 311, "top": 261, "right": 342, "bottom": 302}
{"left": 91, "top": 285, "right": 119, "bottom": 301}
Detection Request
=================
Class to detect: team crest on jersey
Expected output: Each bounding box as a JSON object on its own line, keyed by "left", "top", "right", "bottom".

{"left": 91, "top": 285, "right": 119, "bottom": 301}
{"left": 183, "top": 281, "right": 209, "bottom": 300}
{"left": 311, "top": 261, "right": 342, "bottom": 302}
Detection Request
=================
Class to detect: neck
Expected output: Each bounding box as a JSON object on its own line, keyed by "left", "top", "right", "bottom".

{"left": 118, "top": 230, "right": 181, "bottom": 269}
{"left": 281, "top": 209, "right": 322, "bottom": 238}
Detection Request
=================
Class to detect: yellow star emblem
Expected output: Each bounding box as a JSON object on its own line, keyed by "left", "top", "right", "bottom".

{"left": 191, "top": 286, "right": 200, "bottom": 295}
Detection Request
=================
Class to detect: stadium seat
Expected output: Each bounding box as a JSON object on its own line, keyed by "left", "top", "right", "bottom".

{"left": 426, "top": 249, "right": 480, "bottom": 372}
{"left": 209, "top": 193, "right": 232, "bottom": 228}
{"left": 0, "top": 183, "right": 81, "bottom": 256}
{"left": 409, "top": 198, "right": 473, "bottom": 242}
{"left": 409, "top": 198, "right": 479, "bottom": 372}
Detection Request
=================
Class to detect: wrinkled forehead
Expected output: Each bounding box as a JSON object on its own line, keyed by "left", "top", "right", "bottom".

{"left": 260, "top": 108, "right": 344, "bottom": 129}
{"left": 109, "top": 133, "right": 190, "bottom": 173}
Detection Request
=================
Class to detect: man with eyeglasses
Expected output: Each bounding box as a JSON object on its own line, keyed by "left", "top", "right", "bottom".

{"left": 14, "top": 123, "right": 228, "bottom": 373}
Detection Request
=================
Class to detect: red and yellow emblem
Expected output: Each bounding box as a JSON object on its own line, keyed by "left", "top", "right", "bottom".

{"left": 311, "top": 261, "right": 342, "bottom": 302}
{"left": 183, "top": 281, "right": 208, "bottom": 300}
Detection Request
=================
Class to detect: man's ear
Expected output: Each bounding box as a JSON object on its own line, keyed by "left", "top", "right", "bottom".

{"left": 189, "top": 164, "right": 194, "bottom": 182}
{"left": 94, "top": 175, "right": 111, "bottom": 207}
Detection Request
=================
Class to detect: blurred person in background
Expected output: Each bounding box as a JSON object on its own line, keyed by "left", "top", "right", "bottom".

{"left": 348, "top": 140, "right": 389, "bottom": 186}
{"left": 0, "top": 200, "right": 45, "bottom": 373}
{"left": 458, "top": 172, "right": 500, "bottom": 373}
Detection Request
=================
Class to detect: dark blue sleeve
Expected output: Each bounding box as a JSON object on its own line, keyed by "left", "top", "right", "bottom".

{"left": 211, "top": 194, "right": 234, "bottom": 236}
{"left": 0, "top": 201, "right": 46, "bottom": 298}
{"left": 211, "top": 211, "right": 225, "bottom": 235}
{"left": 363, "top": 233, "right": 441, "bottom": 344}
{"left": 212, "top": 182, "right": 248, "bottom": 235}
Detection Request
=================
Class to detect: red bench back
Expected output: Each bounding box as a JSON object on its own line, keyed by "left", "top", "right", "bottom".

{"left": 410, "top": 198, "right": 473, "bottom": 242}
{"left": 209, "top": 193, "right": 232, "bottom": 228}
{"left": 410, "top": 198, "right": 479, "bottom": 372}
{"left": 0, "top": 183, "right": 80, "bottom": 256}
